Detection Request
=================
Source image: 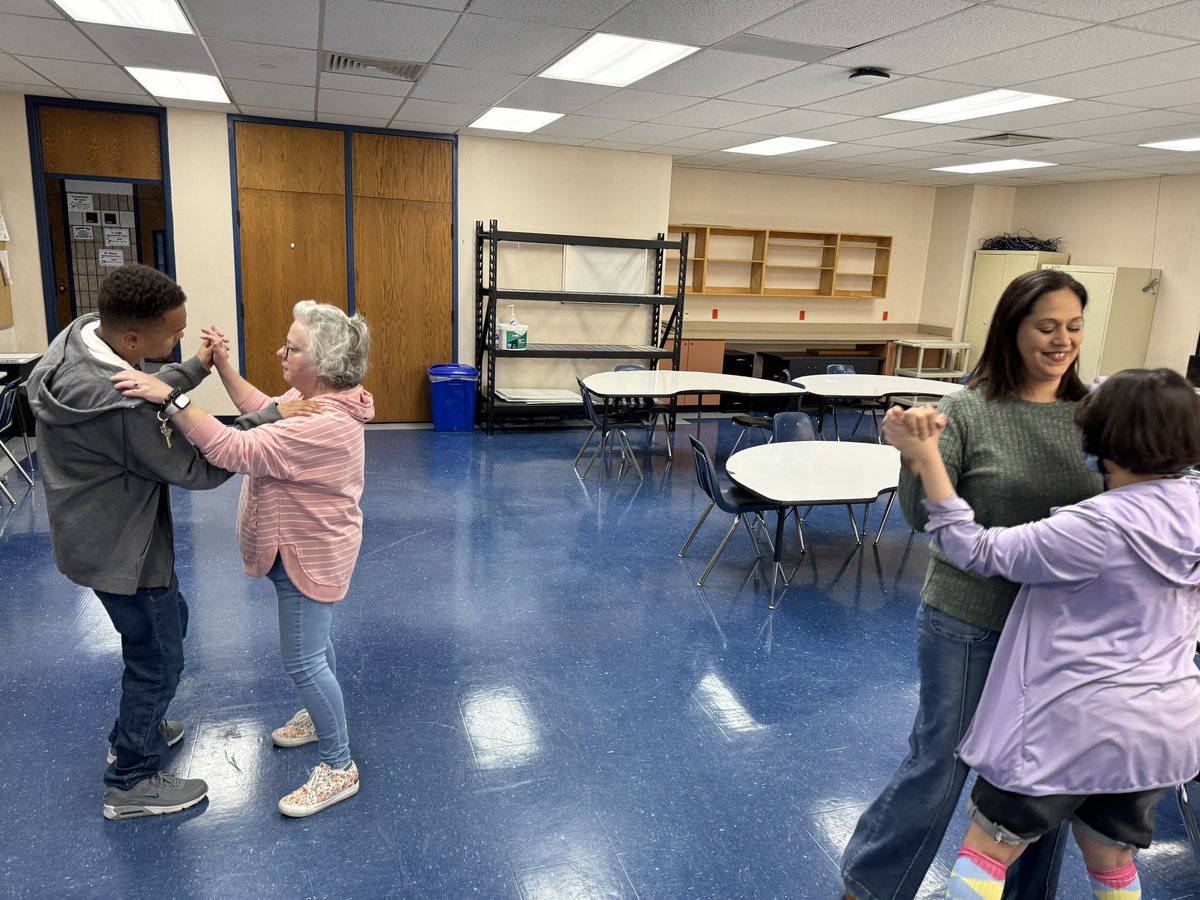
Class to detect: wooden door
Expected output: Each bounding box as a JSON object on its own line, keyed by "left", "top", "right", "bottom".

{"left": 351, "top": 133, "right": 453, "bottom": 422}
{"left": 235, "top": 123, "right": 348, "bottom": 397}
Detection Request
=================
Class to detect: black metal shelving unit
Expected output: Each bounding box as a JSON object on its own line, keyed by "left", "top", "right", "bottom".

{"left": 475, "top": 220, "right": 689, "bottom": 434}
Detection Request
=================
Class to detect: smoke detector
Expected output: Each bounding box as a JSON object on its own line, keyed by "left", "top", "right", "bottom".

{"left": 848, "top": 67, "right": 890, "bottom": 85}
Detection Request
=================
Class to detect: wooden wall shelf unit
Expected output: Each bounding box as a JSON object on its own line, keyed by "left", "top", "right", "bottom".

{"left": 667, "top": 224, "right": 891, "bottom": 299}
{"left": 474, "top": 220, "right": 688, "bottom": 434}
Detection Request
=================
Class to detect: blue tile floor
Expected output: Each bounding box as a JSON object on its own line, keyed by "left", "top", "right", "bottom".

{"left": 1, "top": 419, "right": 1197, "bottom": 899}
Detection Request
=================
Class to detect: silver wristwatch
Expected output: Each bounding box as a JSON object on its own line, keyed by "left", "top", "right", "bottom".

{"left": 164, "top": 393, "right": 192, "bottom": 416}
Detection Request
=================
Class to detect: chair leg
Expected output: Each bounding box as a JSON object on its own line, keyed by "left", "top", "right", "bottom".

{"left": 875, "top": 491, "right": 897, "bottom": 544}
{"left": 0, "top": 441, "right": 32, "bottom": 486}
{"left": 845, "top": 504, "right": 862, "bottom": 545}
{"left": 0, "top": 474, "right": 15, "bottom": 505}
{"left": 740, "top": 513, "right": 764, "bottom": 558}
{"left": 831, "top": 405, "right": 842, "bottom": 440}
{"left": 679, "top": 500, "right": 715, "bottom": 557}
{"left": 617, "top": 429, "right": 643, "bottom": 480}
{"left": 1177, "top": 782, "right": 1200, "bottom": 871}
{"left": 790, "top": 507, "right": 807, "bottom": 553}
{"left": 697, "top": 515, "right": 742, "bottom": 586}
{"left": 730, "top": 427, "right": 748, "bottom": 454}
{"left": 572, "top": 425, "right": 597, "bottom": 466}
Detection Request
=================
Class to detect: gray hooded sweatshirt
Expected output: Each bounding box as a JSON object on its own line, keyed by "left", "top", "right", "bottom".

{"left": 27, "top": 313, "right": 234, "bottom": 594}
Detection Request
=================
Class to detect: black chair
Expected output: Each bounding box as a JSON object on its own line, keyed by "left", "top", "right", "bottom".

{"left": 679, "top": 435, "right": 783, "bottom": 586}
{"left": 574, "top": 378, "right": 643, "bottom": 483}
{"left": 729, "top": 368, "right": 792, "bottom": 454}
{"left": 613, "top": 364, "right": 672, "bottom": 458}
{"left": 0, "top": 380, "right": 34, "bottom": 505}
{"left": 825, "top": 363, "right": 884, "bottom": 441}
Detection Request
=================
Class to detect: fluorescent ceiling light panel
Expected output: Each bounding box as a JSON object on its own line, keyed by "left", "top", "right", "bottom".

{"left": 54, "top": 0, "right": 192, "bottom": 34}
{"left": 933, "top": 159, "right": 1057, "bottom": 174}
{"left": 724, "top": 137, "right": 835, "bottom": 155}
{"left": 883, "top": 89, "right": 1070, "bottom": 124}
{"left": 540, "top": 33, "right": 699, "bottom": 87}
{"left": 1140, "top": 137, "right": 1200, "bottom": 151}
{"left": 468, "top": 107, "right": 563, "bottom": 133}
{"left": 126, "top": 67, "right": 229, "bottom": 103}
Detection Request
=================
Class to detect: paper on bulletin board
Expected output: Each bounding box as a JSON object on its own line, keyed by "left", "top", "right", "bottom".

{"left": 72, "top": 225, "right": 94, "bottom": 240}
{"left": 67, "top": 193, "right": 94, "bottom": 212}
{"left": 98, "top": 248, "right": 124, "bottom": 267}
{"left": 0, "top": 208, "right": 9, "bottom": 242}
{"left": 0, "top": 250, "right": 11, "bottom": 285}
{"left": 104, "top": 227, "right": 130, "bottom": 247}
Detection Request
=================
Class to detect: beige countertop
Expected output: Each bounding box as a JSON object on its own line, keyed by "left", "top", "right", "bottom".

{"left": 678, "top": 321, "right": 952, "bottom": 344}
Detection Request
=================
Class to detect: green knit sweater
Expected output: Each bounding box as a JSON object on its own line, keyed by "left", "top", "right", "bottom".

{"left": 898, "top": 387, "right": 1102, "bottom": 632}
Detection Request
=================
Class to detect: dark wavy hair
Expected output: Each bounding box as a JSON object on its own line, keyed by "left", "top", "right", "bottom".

{"left": 1076, "top": 368, "right": 1200, "bottom": 474}
{"left": 98, "top": 264, "right": 186, "bottom": 332}
{"left": 969, "top": 268, "right": 1088, "bottom": 401}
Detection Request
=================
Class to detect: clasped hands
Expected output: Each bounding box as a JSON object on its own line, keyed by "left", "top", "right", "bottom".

{"left": 882, "top": 405, "right": 948, "bottom": 468}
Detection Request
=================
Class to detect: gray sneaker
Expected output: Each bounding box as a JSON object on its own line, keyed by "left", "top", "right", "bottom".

{"left": 106, "top": 719, "right": 185, "bottom": 765}
{"left": 102, "top": 771, "right": 208, "bottom": 820}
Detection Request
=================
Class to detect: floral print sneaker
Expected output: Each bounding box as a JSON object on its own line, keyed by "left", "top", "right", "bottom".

{"left": 271, "top": 709, "right": 318, "bottom": 748}
{"left": 278, "top": 762, "right": 359, "bottom": 817}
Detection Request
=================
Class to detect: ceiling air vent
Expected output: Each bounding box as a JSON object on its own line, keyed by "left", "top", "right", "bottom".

{"left": 323, "top": 52, "right": 425, "bottom": 82}
{"left": 960, "top": 133, "right": 1052, "bottom": 147}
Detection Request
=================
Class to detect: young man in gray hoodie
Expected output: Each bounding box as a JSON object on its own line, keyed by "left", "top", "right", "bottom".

{"left": 27, "top": 264, "right": 238, "bottom": 820}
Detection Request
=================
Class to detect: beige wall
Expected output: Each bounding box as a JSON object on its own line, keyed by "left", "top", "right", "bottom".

{"left": 667, "top": 167, "right": 936, "bottom": 328}
{"left": 0, "top": 93, "right": 47, "bottom": 353}
{"left": 1012, "top": 176, "right": 1198, "bottom": 371}
{"left": 457, "top": 136, "right": 673, "bottom": 389}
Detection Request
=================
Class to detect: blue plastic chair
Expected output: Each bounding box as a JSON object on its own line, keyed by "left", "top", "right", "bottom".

{"left": 613, "top": 363, "right": 672, "bottom": 457}
{"left": 574, "top": 378, "right": 642, "bottom": 483}
{"left": 0, "top": 380, "right": 34, "bottom": 505}
{"left": 825, "top": 363, "right": 883, "bottom": 441}
{"left": 679, "top": 435, "right": 782, "bottom": 586}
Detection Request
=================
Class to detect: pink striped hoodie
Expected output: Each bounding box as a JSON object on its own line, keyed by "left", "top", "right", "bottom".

{"left": 185, "top": 386, "right": 375, "bottom": 601}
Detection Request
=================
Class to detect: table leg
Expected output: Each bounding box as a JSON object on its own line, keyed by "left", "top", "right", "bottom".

{"left": 768, "top": 507, "right": 787, "bottom": 610}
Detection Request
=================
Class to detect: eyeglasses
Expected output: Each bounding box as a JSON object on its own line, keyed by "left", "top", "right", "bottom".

{"left": 281, "top": 342, "right": 304, "bottom": 359}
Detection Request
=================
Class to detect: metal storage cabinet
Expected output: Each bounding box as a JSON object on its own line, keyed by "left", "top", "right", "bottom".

{"left": 963, "top": 250, "right": 1069, "bottom": 357}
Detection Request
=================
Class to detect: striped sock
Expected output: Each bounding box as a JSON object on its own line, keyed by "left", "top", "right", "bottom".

{"left": 1088, "top": 861, "right": 1141, "bottom": 899}
{"left": 945, "top": 845, "right": 1006, "bottom": 899}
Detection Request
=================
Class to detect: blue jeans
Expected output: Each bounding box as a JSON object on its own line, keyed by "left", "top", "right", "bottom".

{"left": 95, "top": 572, "right": 188, "bottom": 790}
{"left": 841, "top": 603, "right": 1065, "bottom": 900}
{"left": 269, "top": 557, "right": 350, "bottom": 768}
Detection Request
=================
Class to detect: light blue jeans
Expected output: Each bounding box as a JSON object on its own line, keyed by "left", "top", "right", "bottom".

{"left": 269, "top": 556, "right": 351, "bottom": 769}
{"left": 841, "top": 602, "right": 1065, "bottom": 900}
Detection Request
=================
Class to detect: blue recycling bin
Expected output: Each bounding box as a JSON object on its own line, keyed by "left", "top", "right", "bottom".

{"left": 427, "top": 364, "right": 479, "bottom": 432}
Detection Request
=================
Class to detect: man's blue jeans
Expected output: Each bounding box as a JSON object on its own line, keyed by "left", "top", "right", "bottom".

{"left": 841, "top": 603, "right": 1065, "bottom": 900}
{"left": 95, "top": 572, "right": 188, "bottom": 791}
{"left": 269, "top": 557, "right": 350, "bottom": 769}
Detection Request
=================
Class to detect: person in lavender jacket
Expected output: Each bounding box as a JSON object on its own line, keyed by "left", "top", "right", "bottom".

{"left": 883, "top": 368, "right": 1200, "bottom": 900}
{"left": 113, "top": 301, "right": 374, "bottom": 819}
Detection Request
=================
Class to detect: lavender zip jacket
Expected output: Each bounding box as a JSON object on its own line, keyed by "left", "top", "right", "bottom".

{"left": 923, "top": 476, "right": 1200, "bottom": 796}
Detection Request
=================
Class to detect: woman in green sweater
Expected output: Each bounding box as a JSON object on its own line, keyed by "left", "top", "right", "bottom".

{"left": 841, "top": 268, "right": 1102, "bottom": 900}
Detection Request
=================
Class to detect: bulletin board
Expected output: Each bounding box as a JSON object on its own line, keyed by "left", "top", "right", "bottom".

{"left": 0, "top": 195, "right": 12, "bottom": 329}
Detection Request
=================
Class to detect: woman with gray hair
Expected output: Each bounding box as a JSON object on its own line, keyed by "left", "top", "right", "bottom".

{"left": 113, "top": 300, "right": 374, "bottom": 818}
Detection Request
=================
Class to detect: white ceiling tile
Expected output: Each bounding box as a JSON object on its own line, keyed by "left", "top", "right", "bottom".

{"left": 323, "top": 0, "right": 459, "bottom": 62}
{"left": 599, "top": 0, "right": 804, "bottom": 47}
{"left": 798, "top": 118, "right": 924, "bottom": 142}
{"left": 1171, "top": 103, "right": 1200, "bottom": 116}
{"left": 0, "top": 81, "right": 67, "bottom": 96}
{"left": 0, "top": 14, "right": 109, "bottom": 62}
{"left": 1095, "top": 77, "right": 1200, "bottom": 110}
{"left": 960, "top": 100, "right": 1145, "bottom": 134}
{"left": 665, "top": 129, "right": 776, "bottom": 151}
{"left": 2, "top": 0, "right": 62, "bottom": 16}
{"left": 576, "top": 89, "right": 705, "bottom": 121}
{"left": 68, "top": 90, "right": 157, "bottom": 105}
{"left": 925, "top": 25, "right": 1192, "bottom": 88}
{"left": 1029, "top": 145, "right": 1156, "bottom": 164}
{"left": 1050, "top": 109, "right": 1200, "bottom": 139}
{"left": 855, "top": 124, "right": 998, "bottom": 149}
{"left": 633, "top": 49, "right": 802, "bottom": 98}
{"left": 159, "top": 97, "right": 237, "bottom": 112}
{"left": 395, "top": 97, "right": 486, "bottom": 126}
{"left": 652, "top": 98, "right": 783, "bottom": 129}
{"left": 0, "top": 52, "right": 51, "bottom": 86}
{"left": 806, "top": 77, "right": 990, "bottom": 117}
{"left": 226, "top": 79, "right": 316, "bottom": 111}
{"left": 715, "top": 63, "right": 867, "bottom": 107}
{"left": 207, "top": 39, "right": 319, "bottom": 86}
{"left": 845, "top": 148, "right": 947, "bottom": 165}
{"left": 317, "top": 113, "right": 393, "bottom": 127}
{"left": 749, "top": 0, "right": 973, "bottom": 47}
{"left": 993, "top": 0, "right": 1179, "bottom": 23}
{"left": 1115, "top": 0, "right": 1200, "bottom": 36}
{"left": 500, "top": 78, "right": 617, "bottom": 114}
{"left": 15, "top": 57, "right": 143, "bottom": 93}
{"left": 603, "top": 122, "right": 706, "bottom": 145}
{"left": 386, "top": 119, "right": 459, "bottom": 135}
{"left": 535, "top": 115, "right": 640, "bottom": 139}
{"left": 433, "top": 14, "right": 585, "bottom": 75}
{"left": 727, "top": 107, "right": 855, "bottom": 135}
{"left": 317, "top": 88, "right": 405, "bottom": 118}
{"left": 1017, "top": 43, "right": 1200, "bottom": 98}
{"left": 463, "top": 0, "right": 629, "bottom": 28}
{"left": 410, "top": 65, "right": 524, "bottom": 105}
{"left": 236, "top": 107, "right": 316, "bottom": 122}
{"left": 380, "top": 0, "right": 468, "bottom": 9}
{"left": 188, "top": 0, "right": 320, "bottom": 49}
{"left": 78, "top": 24, "right": 215, "bottom": 72}
{"left": 319, "top": 72, "right": 415, "bottom": 96}
{"left": 520, "top": 132, "right": 590, "bottom": 146}
{"left": 829, "top": 6, "right": 1088, "bottom": 73}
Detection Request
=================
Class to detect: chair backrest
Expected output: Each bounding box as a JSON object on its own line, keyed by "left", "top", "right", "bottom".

{"left": 826, "top": 363, "right": 856, "bottom": 375}
{"left": 772, "top": 410, "right": 816, "bottom": 443}
{"left": 959, "top": 370, "right": 972, "bottom": 385}
{"left": 613, "top": 364, "right": 646, "bottom": 372}
{"left": 575, "top": 378, "right": 604, "bottom": 429}
{"left": 687, "top": 435, "right": 719, "bottom": 504}
{"left": 0, "top": 381, "right": 18, "bottom": 434}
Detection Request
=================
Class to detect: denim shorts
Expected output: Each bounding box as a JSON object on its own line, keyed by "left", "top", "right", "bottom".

{"left": 970, "top": 777, "right": 1167, "bottom": 850}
